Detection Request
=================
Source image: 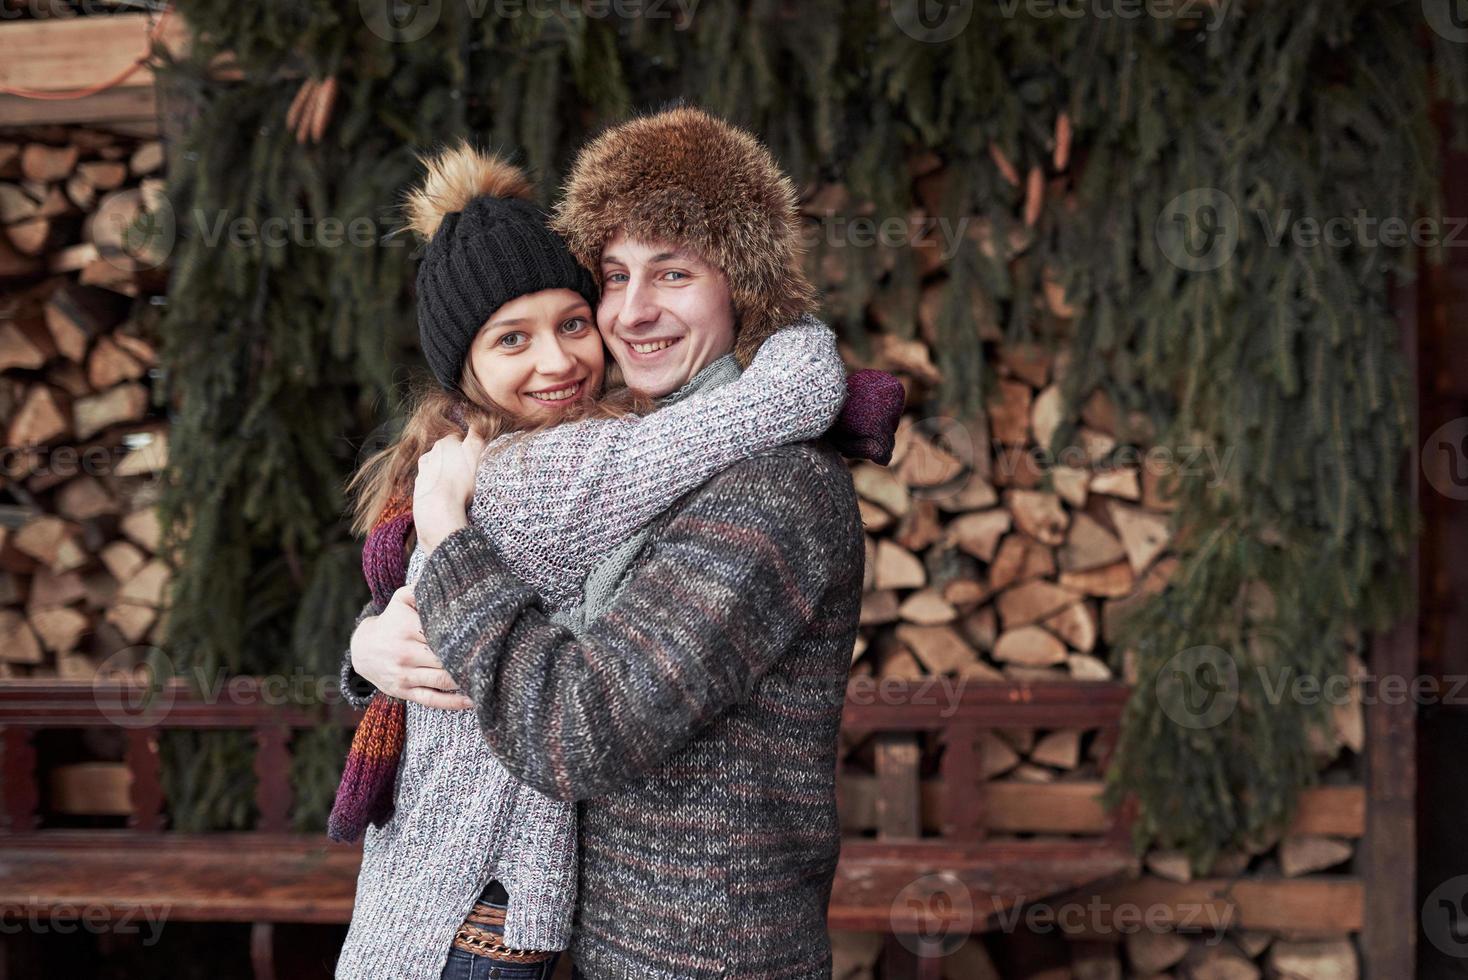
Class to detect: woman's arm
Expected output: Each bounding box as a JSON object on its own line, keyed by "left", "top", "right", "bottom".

{"left": 473, "top": 315, "right": 845, "bottom": 602}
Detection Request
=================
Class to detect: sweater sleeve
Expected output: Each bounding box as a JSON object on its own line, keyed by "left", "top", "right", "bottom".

{"left": 338, "top": 597, "right": 383, "bottom": 710}
{"left": 468, "top": 316, "right": 845, "bottom": 605}
{"left": 413, "top": 449, "right": 849, "bottom": 802}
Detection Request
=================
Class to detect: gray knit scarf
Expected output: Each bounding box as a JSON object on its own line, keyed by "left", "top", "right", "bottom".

{"left": 551, "top": 352, "right": 742, "bottom": 634}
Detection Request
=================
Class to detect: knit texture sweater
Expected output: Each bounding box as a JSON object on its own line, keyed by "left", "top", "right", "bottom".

{"left": 334, "top": 318, "right": 846, "bottom": 980}
{"left": 406, "top": 410, "right": 866, "bottom": 975}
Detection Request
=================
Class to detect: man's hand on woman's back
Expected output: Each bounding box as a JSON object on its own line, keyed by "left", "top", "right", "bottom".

{"left": 350, "top": 585, "right": 474, "bottom": 711}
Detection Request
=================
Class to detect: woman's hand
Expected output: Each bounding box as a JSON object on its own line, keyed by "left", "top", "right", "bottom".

{"left": 350, "top": 585, "right": 474, "bottom": 710}
{"left": 413, "top": 427, "right": 487, "bottom": 554}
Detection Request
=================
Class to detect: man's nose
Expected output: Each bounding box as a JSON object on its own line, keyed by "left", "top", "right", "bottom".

{"left": 618, "top": 276, "right": 660, "bottom": 332}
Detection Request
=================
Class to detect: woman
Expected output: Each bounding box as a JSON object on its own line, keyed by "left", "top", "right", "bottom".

{"left": 330, "top": 141, "right": 865, "bottom": 980}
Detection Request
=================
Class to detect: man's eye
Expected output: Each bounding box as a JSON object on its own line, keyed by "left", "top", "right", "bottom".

{"left": 662, "top": 270, "right": 687, "bottom": 281}
{"left": 604, "top": 271, "right": 628, "bottom": 284}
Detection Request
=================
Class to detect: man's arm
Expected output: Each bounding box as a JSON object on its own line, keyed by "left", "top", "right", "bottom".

{"left": 413, "top": 447, "right": 854, "bottom": 802}
{"left": 339, "top": 598, "right": 382, "bottom": 709}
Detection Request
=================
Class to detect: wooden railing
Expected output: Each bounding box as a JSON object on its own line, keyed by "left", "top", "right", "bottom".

{"left": 0, "top": 677, "right": 1140, "bottom": 979}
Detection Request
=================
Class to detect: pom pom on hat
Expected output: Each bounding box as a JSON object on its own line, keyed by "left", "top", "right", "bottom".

{"left": 402, "top": 140, "right": 535, "bottom": 241}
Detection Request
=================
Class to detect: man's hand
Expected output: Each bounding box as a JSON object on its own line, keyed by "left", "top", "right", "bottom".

{"left": 351, "top": 585, "right": 473, "bottom": 710}
{"left": 413, "top": 427, "right": 487, "bottom": 554}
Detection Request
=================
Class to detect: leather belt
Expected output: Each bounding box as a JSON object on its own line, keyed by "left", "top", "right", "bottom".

{"left": 450, "top": 899, "right": 557, "bottom": 963}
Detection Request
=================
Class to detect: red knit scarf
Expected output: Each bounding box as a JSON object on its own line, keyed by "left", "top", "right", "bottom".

{"left": 327, "top": 489, "right": 414, "bottom": 843}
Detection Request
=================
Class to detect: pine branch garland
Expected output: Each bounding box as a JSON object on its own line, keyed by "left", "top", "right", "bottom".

{"left": 153, "top": 1, "right": 1447, "bottom": 858}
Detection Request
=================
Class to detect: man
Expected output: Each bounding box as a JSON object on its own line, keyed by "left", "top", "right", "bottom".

{"left": 345, "top": 106, "right": 875, "bottom": 978}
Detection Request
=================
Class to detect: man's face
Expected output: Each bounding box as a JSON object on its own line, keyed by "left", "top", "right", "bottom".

{"left": 596, "top": 231, "right": 736, "bottom": 397}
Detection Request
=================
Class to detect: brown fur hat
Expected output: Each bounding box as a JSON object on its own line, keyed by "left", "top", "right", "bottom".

{"left": 551, "top": 105, "right": 818, "bottom": 367}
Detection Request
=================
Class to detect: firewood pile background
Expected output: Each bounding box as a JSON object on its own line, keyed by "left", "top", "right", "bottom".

{"left": 0, "top": 125, "right": 173, "bottom": 683}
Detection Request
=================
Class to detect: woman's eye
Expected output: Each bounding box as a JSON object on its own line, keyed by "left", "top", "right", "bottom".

{"left": 498, "top": 332, "right": 525, "bottom": 349}
{"left": 561, "top": 317, "right": 590, "bottom": 334}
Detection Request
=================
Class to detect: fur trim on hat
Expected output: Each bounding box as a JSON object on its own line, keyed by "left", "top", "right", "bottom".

{"left": 403, "top": 140, "right": 535, "bottom": 242}
{"left": 551, "top": 106, "right": 818, "bottom": 367}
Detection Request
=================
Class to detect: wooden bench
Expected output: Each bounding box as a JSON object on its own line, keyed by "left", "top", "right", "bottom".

{"left": 0, "top": 677, "right": 1138, "bottom": 979}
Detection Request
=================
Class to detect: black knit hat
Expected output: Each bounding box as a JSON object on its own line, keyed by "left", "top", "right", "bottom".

{"left": 405, "top": 142, "right": 597, "bottom": 392}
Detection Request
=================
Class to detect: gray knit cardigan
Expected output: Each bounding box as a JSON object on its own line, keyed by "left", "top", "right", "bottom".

{"left": 334, "top": 319, "right": 845, "bottom": 980}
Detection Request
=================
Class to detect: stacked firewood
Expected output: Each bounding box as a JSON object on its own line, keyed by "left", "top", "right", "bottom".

{"left": 809, "top": 162, "right": 1365, "bottom": 978}
{"left": 841, "top": 342, "right": 1178, "bottom": 695}
{"left": 0, "top": 128, "right": 172, "bottom": 679}
{"left": 829, "top": 931, "right": 1359, "bottom": 980}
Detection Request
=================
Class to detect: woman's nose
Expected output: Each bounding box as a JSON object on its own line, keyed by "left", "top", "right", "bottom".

{"left": 534, "top": 336, "right": 577, "bottom": 376}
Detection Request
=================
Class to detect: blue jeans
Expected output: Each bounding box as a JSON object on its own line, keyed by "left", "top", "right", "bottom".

{"left": 438, "top": 880, "right": 562, "bottom": 980}
{"left": 440, "top": 946, "right": 561, "bottom": 980}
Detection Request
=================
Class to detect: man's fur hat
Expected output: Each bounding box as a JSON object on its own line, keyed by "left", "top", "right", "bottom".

{"left": 551, "top": 105, "right": 818, "bottom": 367}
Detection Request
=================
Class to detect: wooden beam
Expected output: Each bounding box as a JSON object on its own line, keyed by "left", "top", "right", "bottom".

{"left": 0, "top": 87, "right": 158, "bottom": 129}
{"left": 1061, "top": 877, "right": 1364, "bottom": 938}
{"left": 830, "top": 838, "right": 1138, "bottom": 933}
{"left": 0, "top": 15, "right": 189, "bottom": 94}
{"left": 1359, "top": 245, "right": 1420, "bottom": 980}
{"left": 842, "top": 680, "right": 1131, "bottom": 732}
{"left": 0, "top": 13, "right": 189, "bottom": 129}
{"left": 838, "top": 778, "right": 1366, "bottom": 839}
{"left": 874, "top": 732, "right": 922, "bottom": 838}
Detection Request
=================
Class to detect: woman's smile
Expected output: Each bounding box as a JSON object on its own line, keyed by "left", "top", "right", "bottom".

{"left": 523, "top": 379, "right": 587, "bottom": 405}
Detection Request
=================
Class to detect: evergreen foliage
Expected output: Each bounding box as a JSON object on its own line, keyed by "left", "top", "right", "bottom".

{"left": 155, "top": 0, "right": 1459, "bottom": 858}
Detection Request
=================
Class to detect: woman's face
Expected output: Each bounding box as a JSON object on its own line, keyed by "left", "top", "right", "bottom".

{"left": 466, "top": 289, "right": 605, "bottom": 418}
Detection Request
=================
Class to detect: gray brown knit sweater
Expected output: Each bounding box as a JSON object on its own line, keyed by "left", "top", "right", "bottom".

{"left": 411, "top": 431, "right": 865, "bottom": 976}
{"left": 335, "top": 319, "right": 847, "bottom": 979}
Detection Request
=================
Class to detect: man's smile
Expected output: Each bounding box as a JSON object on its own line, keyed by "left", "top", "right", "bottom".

{"left": 625, "top": 336, "right": 684, "bottom": 357}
